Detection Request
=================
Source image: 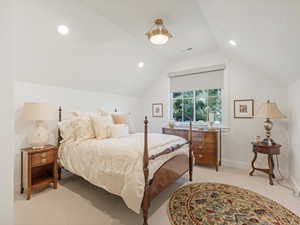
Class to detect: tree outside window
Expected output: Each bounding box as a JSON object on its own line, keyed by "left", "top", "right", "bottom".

{"left": 171, "top": 89, "right": 222, "bottom": 123}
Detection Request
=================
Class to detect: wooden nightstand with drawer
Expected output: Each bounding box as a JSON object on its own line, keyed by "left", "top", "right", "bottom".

{"left": 21, "top": 145, "right": 58, "bottom": 200}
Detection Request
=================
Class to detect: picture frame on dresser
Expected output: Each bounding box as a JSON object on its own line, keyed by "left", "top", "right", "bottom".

{"left": 234, "top": 99, "right": 254, "bottom": 119}
{"left": 152, "top": 103, "right": 163, "bottom": 118}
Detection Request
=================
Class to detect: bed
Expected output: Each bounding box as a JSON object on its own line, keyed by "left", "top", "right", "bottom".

{"left": 57, "top": 107, "right": 193, "bottom": 225}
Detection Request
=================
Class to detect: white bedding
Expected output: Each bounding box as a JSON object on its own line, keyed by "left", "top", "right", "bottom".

{"left": 58, "top": 133, "right": 188, "bottom": 213}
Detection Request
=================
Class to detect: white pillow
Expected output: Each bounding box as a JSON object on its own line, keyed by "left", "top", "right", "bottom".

{"left": 110, "top": 124, "right": 129, "bottom": 138}
{"left": 111, "top": 112, "right": 135, "bottom": 134}
{"left": 91, "top": 115, "right": 114, "bottom": 139}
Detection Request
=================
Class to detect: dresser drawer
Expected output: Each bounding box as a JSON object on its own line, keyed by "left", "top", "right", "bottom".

{"left": 31, "top": 150, "right": 56, "bottom": 167}
{"left": 203, "top": 132, "right": 217, "bottom": 144}
{"left": 194, "top": 151, "right": 217, "bottom": 165}
{"left": 192, "top": 132, "right": 204, "bottom": 142}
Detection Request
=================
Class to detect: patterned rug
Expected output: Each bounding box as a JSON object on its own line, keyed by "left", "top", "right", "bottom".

{"left": 168, "top": 182, "right": 300, "bottom": 225}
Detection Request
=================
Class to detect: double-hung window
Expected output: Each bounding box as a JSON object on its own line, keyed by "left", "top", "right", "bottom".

{"left": 171, "top": 89, "right": 222, "bottom": 123}
{"left": 169, "top": 65, "right": 225, "bottom": 124}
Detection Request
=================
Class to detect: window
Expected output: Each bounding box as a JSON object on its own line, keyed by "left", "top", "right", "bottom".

{"left": 171, "top": 89, "right": 222, "bottom": 123}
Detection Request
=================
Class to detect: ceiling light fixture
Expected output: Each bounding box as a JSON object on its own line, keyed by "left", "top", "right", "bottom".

{"left": 57, "top": 25, "right": 69, "bottom": 36}
{"left": 138, "top": 62, "right": 145, "bottom": 68}
{"left": 145, "top": 19, "right": 173, "bottom": 45}
{"left": 229, "top": 40, "right": 237, "bottom": 46}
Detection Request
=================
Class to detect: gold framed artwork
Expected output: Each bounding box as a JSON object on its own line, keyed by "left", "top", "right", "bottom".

{"left": 234, "top": 99, "right": 254, "bottom": 118}
{"left": 152, "top": 103, "right": 163, "bottom": 118}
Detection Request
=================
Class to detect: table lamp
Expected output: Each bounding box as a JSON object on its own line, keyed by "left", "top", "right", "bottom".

{"left": 256, "top": 100, "right": 286, "bottom": 145}
{"left": 23, "top": 102, "right": 56, "bottom": 149}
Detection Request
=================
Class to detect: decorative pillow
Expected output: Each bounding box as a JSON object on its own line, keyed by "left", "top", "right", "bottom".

{"left": 111, "top": 113, "right": 135, "bottom": 134}
{"left": 71, "top": 111, "right": 101, "bottom": 118}
{"left": 97, "top": 108, "right": 110, "bottom": 116}
{"left": 58, "top": 119, "right": 77, "bottom": 142}
{"left": 91, "top": 115, "right": 114, "bottom": 139}
{"left": 72, "top": 117, "right": 95, "bottom": 141}
{"left": 110, "top": 124, "right": 129, "bottom": 138}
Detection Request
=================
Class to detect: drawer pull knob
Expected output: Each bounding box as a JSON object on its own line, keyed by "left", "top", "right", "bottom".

{"left": 41, "top": 153, "right": 47, "bottom": 158}
{"left": 41, "top": 158, "right": 47, "bottom": 164}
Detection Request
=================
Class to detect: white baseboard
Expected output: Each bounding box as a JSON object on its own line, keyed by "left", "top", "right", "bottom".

{"left": 222, "top": 158, "right": 249, "bottom": 169}
{"left": 290, "top": 176, "right": 300, "bottom": 196}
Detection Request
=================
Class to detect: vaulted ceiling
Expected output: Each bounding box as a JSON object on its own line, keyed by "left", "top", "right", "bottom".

{"left": 197, "top": 0, "right": 300, "bottom": 85}
{"left": 15, "top": 0, "right": 300, "bottom": 96}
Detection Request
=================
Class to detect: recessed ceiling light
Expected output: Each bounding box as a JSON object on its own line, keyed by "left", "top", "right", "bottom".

{"left": 138, "top": 62, "right": 144, "bottom": 68}
{"left": 57, "top": 25, "right": 69, "bottom": 36}
{"left": 229, "top": 40, "right": 237, "bottom": 46}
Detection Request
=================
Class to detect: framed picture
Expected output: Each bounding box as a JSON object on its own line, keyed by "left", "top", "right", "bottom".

{"left": 234, "top": 99, "right": 254, "bottom": 118}
{"left": 152, "top": 103, "right": 163, "bottom": 118}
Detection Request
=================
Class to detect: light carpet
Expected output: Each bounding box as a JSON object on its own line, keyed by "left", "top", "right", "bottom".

{"left": 15, "top": 166, "right": 300, "bottom": 225}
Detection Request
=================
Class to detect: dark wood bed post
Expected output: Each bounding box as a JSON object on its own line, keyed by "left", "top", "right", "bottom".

{"left": 142, "top": 116, "right": 150, "bottom": 225}
{"left": 189, "top": 120, "right": 193, "bottom": 182}
{"left": 58, "top": 106, "right": 62, "bottom": 180}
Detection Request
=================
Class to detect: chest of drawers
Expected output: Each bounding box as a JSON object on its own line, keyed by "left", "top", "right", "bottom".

{"left": 162, "top": 127, "right": 220, "bottom": 171}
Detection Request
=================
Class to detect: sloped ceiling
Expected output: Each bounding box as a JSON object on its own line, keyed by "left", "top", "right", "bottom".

{"left": 196, "top": 0, "right": 300, "bottom": 85}
{"left": 15, "top": 0, "right": 217, "bottom": 96}
{"left": 15, "top": 0, "right": 299, "bottom": 96}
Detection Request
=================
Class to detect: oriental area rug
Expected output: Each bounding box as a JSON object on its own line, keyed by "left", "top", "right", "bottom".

{"left": 168, "top": 182, "right": 300, "bottom": 225}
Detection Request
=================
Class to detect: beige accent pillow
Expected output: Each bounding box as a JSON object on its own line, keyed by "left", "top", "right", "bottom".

{"left": 72, "top": 111, "right": 101, "bottom": 117}
{"left": 59, "top": 117, "right": 95, "bottom": 142}
{"left": 97, "top": 108, "right": 110, "bottom": 116}
{"left": 58, "top": 119, "right": 76, "bottom": 142}
{"left": 72, "top": 117, "right": 95, "bottom": 141}
{"left": 91, "top": 116, "right": 114, "bottom": 139}
{"left": 111, "top": 113, "right": 135, "bottom": 134}
{"left": 110, "top": 124, "right": 129, "bottom": 138}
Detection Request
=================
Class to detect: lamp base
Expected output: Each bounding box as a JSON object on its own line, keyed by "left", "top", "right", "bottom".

{"left": 27, "top": 121, "right": 49, "bottom": 149}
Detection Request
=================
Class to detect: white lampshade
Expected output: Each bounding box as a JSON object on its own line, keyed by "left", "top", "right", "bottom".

{"left": 256, "top": 101, "right": 286, "bottom": 119}
{"left": 23, "top": 102, "right": 56, "bottom": 121}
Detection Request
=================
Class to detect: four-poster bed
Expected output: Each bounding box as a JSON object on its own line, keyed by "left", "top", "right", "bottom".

{"left": 57, "top": 107, "right": 193, "bottom": 225}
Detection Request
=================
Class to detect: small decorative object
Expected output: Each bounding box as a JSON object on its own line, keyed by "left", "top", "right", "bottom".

{"left": 208, "top": 112, "right": 214, "bottom": 128}
{"left": 234, "top": 99, "right": 254, "bottom": 118}
{"left": 256, "top": 100, "right": 286, "bottom": 145}
{"left": 168, "top": 120, "right": 175, "bottom": 128}
{"left": 145, "top": 18, "right": 173, "bottom": 45}
{"left": 152, "top": 103, "right": 163, "bottom": 118}
{"left": 23, "top": 102, "right": 55, "bottom": 149}
{"left": 255, "top": 136, "right": 261, "bottom": 143}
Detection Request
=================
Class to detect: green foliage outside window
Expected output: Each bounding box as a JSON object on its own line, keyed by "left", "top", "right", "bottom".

{"left": 171, "top": 89, "right": 222, "bottom": 123}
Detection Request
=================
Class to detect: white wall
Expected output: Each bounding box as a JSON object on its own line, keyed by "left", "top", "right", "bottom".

{"left": 288, "top": 79, "right": 300, "bottom": 191}
{"left": 14, "top": 81, "right": 144, "bottom": 192}
{"left": 0, "top": 0, "right": 14, "bottom": 224}
{"left": 143, "top": 51, "right": 289, "bottom": 174}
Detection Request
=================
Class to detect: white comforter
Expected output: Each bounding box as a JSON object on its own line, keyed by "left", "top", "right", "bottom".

{"left": 59, "top": 133, "right": 188, "bottom": 213}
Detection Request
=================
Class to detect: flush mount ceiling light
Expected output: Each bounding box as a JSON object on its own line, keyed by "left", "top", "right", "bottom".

{"left": 229, "top": 40, "right": 237, "bottom": 46}
{"left": 145, "top": 19, "right": 173, "bottom": 45}
{"left": 57, "top": 25, "right": 69, "bottom": 36}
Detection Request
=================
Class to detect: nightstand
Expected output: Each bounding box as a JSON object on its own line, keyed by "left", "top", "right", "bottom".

{"left": 249, "top": 142, "right": 281, "bottom": 185}
{"left": 21, "top": 145, "right": 58, "bottom": 200}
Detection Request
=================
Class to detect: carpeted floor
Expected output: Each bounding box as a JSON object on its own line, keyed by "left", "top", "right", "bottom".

{"left": 15, "top": 166, "right": 300, "bottom": 225}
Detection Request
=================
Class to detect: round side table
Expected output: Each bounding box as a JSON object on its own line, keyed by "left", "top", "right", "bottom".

{"left": 249, "top": 142, "right": 281, "bottom": 185}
